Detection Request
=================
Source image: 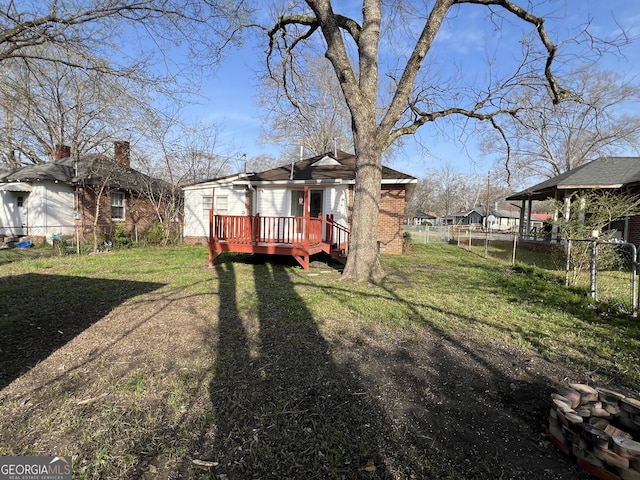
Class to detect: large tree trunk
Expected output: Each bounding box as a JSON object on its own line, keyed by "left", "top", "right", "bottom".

{"left": 341, "top": 140, "right": 385, "bottom": 282}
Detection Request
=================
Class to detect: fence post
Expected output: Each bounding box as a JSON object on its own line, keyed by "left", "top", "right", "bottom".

{"left": 631, "top": 244, "right": 638, "bottom": 317}
{"left": 565, "top": 239, "right": 572, "bottom": 287}
{"left": 590, "top": 241, "right": 598, "bottom": 301}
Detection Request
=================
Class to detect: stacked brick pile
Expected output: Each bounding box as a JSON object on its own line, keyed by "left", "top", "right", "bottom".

{"left": 548, "top": 383, "right": 640, "bottom": 480}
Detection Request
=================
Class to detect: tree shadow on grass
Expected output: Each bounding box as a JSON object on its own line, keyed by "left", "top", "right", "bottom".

{"left": 209, "top": 261, "right": 393, "bottom": 478}
{"left": 0, "top": 273, "right": 164, "bottom": 390}
{"left": 272, "top": 265, "right": 589, "bottom": 479}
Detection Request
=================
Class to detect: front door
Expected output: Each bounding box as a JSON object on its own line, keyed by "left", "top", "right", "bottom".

{"left": 16, "top": 194, "right": 28, "bottom": 235}
{"left": 310, "top": 190, "right": 323, "bottom": 219}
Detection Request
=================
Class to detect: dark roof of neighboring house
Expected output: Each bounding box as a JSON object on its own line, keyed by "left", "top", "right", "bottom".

{"left": 414, "top": 211, "right": 437, "bottom": 219}
{"left": 249, "top": 150, "right": 416, "bottom": 183}
{"left": 452, "top": 206, "right": 518, "bottom": 219}
{"left": 494, "top": 209, "right": 520, "bottom": 219}
{"left": 0, "top": 155, "right": 171, "bottom": 193}
{"left": 507, "top": 157, "right": 640, "bottom": 201}
{"left": 452, "top": 207, "right": 491, "bottom": 217}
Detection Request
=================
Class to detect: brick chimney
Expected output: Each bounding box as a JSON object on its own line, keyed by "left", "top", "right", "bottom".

{"left": 114, "top": 141, "right": 130, "bottom": 169}
{"left": 54, "top": 144, "right": 71, "bottom": 161}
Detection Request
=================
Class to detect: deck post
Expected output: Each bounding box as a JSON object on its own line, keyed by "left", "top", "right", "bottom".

{"left": 303, "top": 185, "right": 310, "bottom": 268}
{"left": 253, "top": 213, "right": 260, "bottom": 243}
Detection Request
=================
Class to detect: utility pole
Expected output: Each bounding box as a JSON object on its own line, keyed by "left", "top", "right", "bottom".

{"left": 484, "top": 172, "right": 490, "bottom": 257}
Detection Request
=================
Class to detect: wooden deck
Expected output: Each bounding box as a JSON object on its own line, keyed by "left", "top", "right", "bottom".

{"left": 208, "top": 209, "right": 349, "bottom": 271}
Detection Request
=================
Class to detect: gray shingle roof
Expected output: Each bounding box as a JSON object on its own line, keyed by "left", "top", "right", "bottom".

{"left": 0, "top": 155, "right": 172, "bottom": 193}
{"left": 249, "top": 150, "right": 416, "bottom": 183}
{"left": 507, "top": 157, "right": 640, "bottom": 201}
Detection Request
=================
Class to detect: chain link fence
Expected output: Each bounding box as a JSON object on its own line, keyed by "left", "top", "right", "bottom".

{"left": 404, "top": 225, "right": 453, "bottom": 244}
{"left": 587, "top": 241, "right": 637, "bottom": 312}
{"left": 0, "top": 221, "right": 183, "bottom": 252}
{"left": 434, "top": 226, "right": 640, "bottom": 316}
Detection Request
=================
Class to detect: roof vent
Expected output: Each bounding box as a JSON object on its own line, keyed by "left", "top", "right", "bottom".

{"left": 311, "top": 155, "right": 340, "bottom": 167}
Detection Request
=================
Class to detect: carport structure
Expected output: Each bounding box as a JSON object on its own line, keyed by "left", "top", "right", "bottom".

{"left": 506, "top": 157, "right": 640, "bottom": 245}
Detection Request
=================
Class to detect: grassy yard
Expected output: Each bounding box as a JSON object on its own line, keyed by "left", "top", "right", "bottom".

{"left": 0, "top": 243, "right": 638, "bottom": 479}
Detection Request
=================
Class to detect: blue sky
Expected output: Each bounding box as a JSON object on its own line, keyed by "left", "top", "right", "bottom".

{"left": 185, "top": 1, "right": 640, "bottom": 180}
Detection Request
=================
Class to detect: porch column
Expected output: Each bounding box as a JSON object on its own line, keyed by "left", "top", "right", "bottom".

{"left": 518, "top": 200, "right": 525, "bottom": 238}
{"left": 578, "top": 193, "right": 586, "bottom": 224}
{"left": 563, "top": 195, "right": 571, "bottom": 223}
{"left": 304, "top": 185, "right": 310, "bottom": 249}
{"left": 562, "top": 193, "right": 571, "bottom": 247}
{"left": 527, "top": 198, "right": 533, "bottom": 239}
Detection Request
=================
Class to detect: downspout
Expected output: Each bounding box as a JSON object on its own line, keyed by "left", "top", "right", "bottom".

{"left": 208, "top": 187, "right": 215, "bottom": 268}
{"left": 245, "top": 177, "right": 255, "bottom": 216}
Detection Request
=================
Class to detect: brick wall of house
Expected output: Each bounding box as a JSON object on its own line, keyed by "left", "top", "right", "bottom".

{"left": 378, "top": 185, "right": 406, "bottom": 254}
{"left": 184, "top": 236, "right": 209, "bottom": 245}
{"left": 629, "top": 186, "right": 640, "bottom": 247}
{"left": 345, "top": 184, "right": 406, "bottom": 255}
{"left": 630, "top": 215, "right": 640, "bottom": 247}
{"left": 245, "top": 187, "right": 253, "bottom": 215}
{"left": 76, "top": 188, "right": 162, "bottom": 241}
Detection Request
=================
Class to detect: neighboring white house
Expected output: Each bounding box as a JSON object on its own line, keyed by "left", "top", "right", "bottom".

{"left": 0, "top": 142, "right": 173, "bottom": 243}
{"left": 491, "top": 208, "right": 520, "bottom": 231}
{"left": 410, "top": 211, "right": 439, "bottom": 226}
{"left": 0, "top": 181, "right": 74, "bottom": 237}
{"left": 450, "top": 205, "right": 520, "bottom": 231}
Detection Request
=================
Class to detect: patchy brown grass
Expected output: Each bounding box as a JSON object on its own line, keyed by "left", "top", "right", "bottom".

{"left": 1, "top": 244, "right": 636, "bottom": 479}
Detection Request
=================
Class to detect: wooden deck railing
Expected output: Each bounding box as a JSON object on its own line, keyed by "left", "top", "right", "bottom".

{"left": 209, "top": 212, "right": 349, "bottom": 270}
{"left": 324, "top": 214, "right": 349, "bottom": 256}
{"left": 212, "top": 214, "right": 323, "bottom": 246}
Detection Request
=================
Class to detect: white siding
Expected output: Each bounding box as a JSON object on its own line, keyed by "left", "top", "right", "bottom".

{"left": 182, "top": 182, "right": 352, "bottom": 240}
{"left": 40, "top": 183, "right": 75, "bottom": 234}
{"left": 256, "top": 185, "right": 348, "bottom": 222}
{"left": 183, "top": 183, "right": 247, "bottom": 238}
{"left": 325, "top": 185, "right": 349, "bottom": 227}
{"left": 0, "top": 183, "right": 74, "bottom": 236}
{"left": 0, "top": 191, "right": 22, "bottom": 234}
{"left": 256, "top": 187, "right": 288, "bottom": 217}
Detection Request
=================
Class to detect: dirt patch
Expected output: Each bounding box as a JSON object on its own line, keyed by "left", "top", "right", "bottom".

{"left": 331, "top": 329, "right": 593, "bottom": 478}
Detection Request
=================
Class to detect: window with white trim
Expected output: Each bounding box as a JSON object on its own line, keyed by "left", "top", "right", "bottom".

{"left": 216, "top": 195, "right": 228, "bottom": 214}
{"left": 111, "top": 192, "right": 125, "bottom": 221}
{"left": 203, "top": 195, "right": 212, "bottom": 223}
{"left": 203, "top": 195, "right": 228, "bottom": 219}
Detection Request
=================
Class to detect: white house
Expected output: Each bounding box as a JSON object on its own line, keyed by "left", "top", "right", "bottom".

{"left": 0, "top": 142, "right": 173, "bottom": 243}
{"left": 450, "top": 205, "right": 520, "bottom": 231}
{"left": 183, "top": 150, "right": 417, "bottom": 256}
{"left": 0, "top": 180, "right": 74, "bottom": 238}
